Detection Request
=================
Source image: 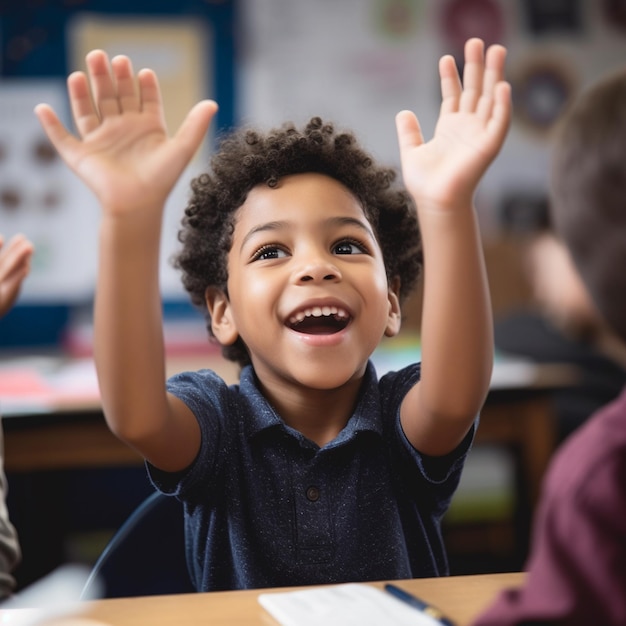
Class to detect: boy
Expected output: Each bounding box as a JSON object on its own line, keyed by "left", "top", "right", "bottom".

{"left": 474, "top": 68, "right": 626, "bottom": 624}
{"left": 35, "top": 38, "right": 511, "bottom": 591}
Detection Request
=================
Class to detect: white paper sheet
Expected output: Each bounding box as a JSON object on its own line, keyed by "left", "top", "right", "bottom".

{"left": 258, "top": 583, "right": 443, "bottom": 626}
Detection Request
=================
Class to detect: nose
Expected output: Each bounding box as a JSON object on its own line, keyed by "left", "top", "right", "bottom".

{"left": 294, "top": 257, "right": 342, "bottom": 283}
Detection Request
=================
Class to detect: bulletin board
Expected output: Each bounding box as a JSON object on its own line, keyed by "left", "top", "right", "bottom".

{"left": 0, "top": 0, "right": 235, "bottom": 308}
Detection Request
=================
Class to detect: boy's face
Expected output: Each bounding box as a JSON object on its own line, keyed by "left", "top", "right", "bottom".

{"left": 207, "top": 173, "right": 401, "bottom": 392}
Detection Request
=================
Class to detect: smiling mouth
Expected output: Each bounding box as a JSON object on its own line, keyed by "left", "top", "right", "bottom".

{"left": 288, "top": 306, "right": 351, "bottom": 335}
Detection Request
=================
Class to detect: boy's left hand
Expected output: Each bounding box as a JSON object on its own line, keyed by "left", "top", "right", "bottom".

{"left": 396, "top": 38, "right": 511, "bottom": 212}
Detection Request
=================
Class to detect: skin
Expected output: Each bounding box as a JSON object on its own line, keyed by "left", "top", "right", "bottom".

{"left": 35, "top": 38, "right": 511, "bottom": 472}
{"left": 0, "top": 233, "right": 34, "bottom": 318}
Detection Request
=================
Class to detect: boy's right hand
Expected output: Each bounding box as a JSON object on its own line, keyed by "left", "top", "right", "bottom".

{"left": 35, "top": 51, "right": 217, "bottom": 216}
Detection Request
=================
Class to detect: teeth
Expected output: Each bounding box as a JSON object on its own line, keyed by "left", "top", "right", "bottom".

{"left": 289, "top": 306, "right": 349, "bottom": 325}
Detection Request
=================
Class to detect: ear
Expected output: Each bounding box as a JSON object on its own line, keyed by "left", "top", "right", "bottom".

{"left": 205, "top": 287, "right": 239, "bottom": 346}
{"left": 384, "top": 277, "right": 402, "bottom": 338}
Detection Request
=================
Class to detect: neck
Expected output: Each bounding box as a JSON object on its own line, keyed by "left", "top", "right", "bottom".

{"left": 257, "top": 377, "right": 364, "bottom": 447}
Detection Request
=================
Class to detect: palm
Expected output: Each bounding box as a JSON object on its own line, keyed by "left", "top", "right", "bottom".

{"left": 68, "top": 112, "right": 177, "bottom": 211}
{"left": 36, "top": 51, "right": 216, "bottom": 214}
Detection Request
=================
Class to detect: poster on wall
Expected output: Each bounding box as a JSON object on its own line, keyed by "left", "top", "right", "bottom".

{"left": 0, "top": 14, "right": 215, "bottom": 303}
{"left": 0, "top": 80, "right": 98, "bottom": 301}
{"left": 68, "top": 14, "right": 214, "bottom": 299}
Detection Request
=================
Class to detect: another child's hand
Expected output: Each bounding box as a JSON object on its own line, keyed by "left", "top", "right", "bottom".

{"left": 396, "top": 38, "right": 511, "bottom": 212}
{"left": 0, "top": 233, "right": 34, "bottom": 318}
{"left": 35, "top": 51, "right": 218, "bottom": 215}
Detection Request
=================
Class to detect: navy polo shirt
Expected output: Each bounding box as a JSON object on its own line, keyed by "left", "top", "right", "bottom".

{"left": 148, "top": 361, "right": 474, "bottom": 592}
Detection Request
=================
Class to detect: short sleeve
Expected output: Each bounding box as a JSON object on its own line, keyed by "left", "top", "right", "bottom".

{"left": 147, "top": 369, "right": 233, "bottom": 497}
{"left": 378, "top": 363, "right": 477, "bottom": 509}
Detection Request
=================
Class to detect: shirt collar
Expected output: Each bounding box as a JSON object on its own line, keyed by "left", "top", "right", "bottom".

{"left": 239, "top": 362, "right": 384, "bottom": 444}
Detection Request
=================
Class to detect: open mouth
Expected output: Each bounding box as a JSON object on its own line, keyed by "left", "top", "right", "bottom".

{"left": 288, "top": 306, "right": 351, "bottom": 335}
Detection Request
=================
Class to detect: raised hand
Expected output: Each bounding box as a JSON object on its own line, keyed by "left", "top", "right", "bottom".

{"left": 35, "top": 51, "right": 218, "bottom": 215}
{"left": 0, "top": 233, "right": 34, "bottom": 317}
{"left": 396, "top": 38, "right": 511, "bottom": 212}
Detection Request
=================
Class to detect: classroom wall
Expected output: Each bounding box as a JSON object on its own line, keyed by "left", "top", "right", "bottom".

{"left": 2, "top": 0, "right": 626, "bottom": 347}
{"left": 0, "top": 0, "right": 236, "bottom": 346}
{"left": 237, "top": 0, "right": 626, "bottom": 231}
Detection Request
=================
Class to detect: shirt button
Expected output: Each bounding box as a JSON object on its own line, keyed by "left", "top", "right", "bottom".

{"left": 306, "top": 486, "right": 321, "bottom": 502}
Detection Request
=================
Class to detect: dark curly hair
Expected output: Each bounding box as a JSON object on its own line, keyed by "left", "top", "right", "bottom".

{"left": 174, "top": 116, "right": 422, "bottom": 366}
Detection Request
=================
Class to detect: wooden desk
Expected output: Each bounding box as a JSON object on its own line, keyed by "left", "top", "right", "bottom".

{"left": 1, "top": 351, "right": 566, "bottom": 587}
{"left": 2, "top": 354, "right": 239, "bottom": 472}
{"left": 55, "top": 573, "right": 524, "bottom": 626}
{"left": 2, "top": 353, "right": 572, "bottom": 486}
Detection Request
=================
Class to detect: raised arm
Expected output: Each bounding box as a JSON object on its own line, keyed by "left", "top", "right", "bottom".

{"left": 0, "top": 233, "right": 34, "bottom": 318}
{"left": 35, "top": 51, "right": 218, "bottom": 471}
{"left": 396, "top": 38, "right": 511, "bottom": 455}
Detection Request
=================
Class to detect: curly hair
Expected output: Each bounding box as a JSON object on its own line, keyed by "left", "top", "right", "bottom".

{"left": 174, "top": 116, "right": 422, "bottom": 366}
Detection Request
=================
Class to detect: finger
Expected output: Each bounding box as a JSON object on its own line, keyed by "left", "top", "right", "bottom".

{"left": 34, "top": 103, "right": 83, "bottom": 164}
{"left": 459, "top": 38, "right": 485, "bottom": 112}
{"left": 4, "top": 233, "right": 30, "bottom": 252}
{"left": 439, "top": 55, "right": 462, "bottom": 115}
{"left": 476, "top": 46, "right": 508, "bottom": 122}
{"left": 11, "top": 234, "right": 34, "bottom": 262}
{"left": 483, "top": 44, "right": 507, "bottom": 95}
{"left": 486, "top": 81, "right": 512, "bottom": 143}
{"left": 85, "top": 49, "right": 120, "bottom": 119}
{"left": 395, "top": 110, "right": 424, "bottom": 153}
{"left": 111, "top": 55, "right": 140, "bottom": 113}
{"left": 0, "top": 268, "right": 28, "bottom": 291}
{"left": 0, "top": 234, "right": 33, "bottom": 279}
{"left": 137, "top": 69, "right": 166, "bottom": 124}
{"left": 173, "top": 100, "right": 218, "bottom": 164}
{"left": 67, "top": 71, "right": 100, "bottom": 136}
{"left": 0, "top": 235, "right": 28, "bottom": 304}
{"left": 0, "top": 267, "right": 29, "bottom": 316}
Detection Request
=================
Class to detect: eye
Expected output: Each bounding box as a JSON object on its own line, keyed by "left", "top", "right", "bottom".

{"left": 252, "top": 245, "right": 288, "bottom": 261}
{"left": 333, "top": 239, "right": 367, "bottom": 255}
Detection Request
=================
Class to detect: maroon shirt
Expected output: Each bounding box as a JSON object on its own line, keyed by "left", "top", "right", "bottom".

{"left": 474, "top": 386, "right": 626, "bottom": 625}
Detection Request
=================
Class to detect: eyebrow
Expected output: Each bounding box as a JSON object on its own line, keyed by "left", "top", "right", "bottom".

{"left": 239, "top": 216, "right": 376, "bottom": 252}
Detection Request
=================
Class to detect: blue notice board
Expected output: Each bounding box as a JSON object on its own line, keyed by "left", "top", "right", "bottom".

{"left": 1, "top": 0, "right": 235, "bottom": 131}
{"left": 0, "top": 1, "right": 236, "bottom": 348}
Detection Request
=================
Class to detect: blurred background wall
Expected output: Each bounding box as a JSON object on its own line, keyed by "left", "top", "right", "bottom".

{"left": 1, "top": 0, "right": 626, "bottom": 343}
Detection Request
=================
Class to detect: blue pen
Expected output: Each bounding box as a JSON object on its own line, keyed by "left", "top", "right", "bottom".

{"left": 384, "top": 583, "right": 457, "bottom": 626}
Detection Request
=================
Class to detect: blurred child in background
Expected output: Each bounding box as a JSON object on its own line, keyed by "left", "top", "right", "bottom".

{"left": 0, "top": 232, "right": 33, "bottom": 598}
{"left": 474, "top": 65, "right": 626, "bottom": 626}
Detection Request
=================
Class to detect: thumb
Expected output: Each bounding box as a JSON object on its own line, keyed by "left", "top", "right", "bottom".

{"left": 34, "top": 104, "right": 81, "bottom": 166}
{"left": 395, "top": 110, "right": 424, "bottom": 154}
{"left": 173, "top": 100, "right": 218, "bottom": 162}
